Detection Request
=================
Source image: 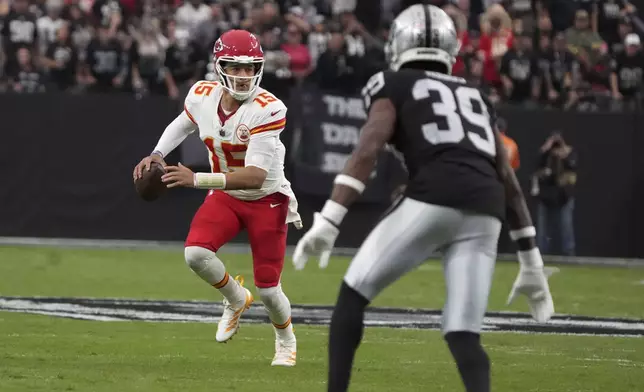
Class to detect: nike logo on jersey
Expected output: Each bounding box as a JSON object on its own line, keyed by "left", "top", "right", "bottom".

{"left": 270, "top": 203, "right": 281, "bottom": 208}
{"left": 270, "top": 110, "right": 280, "bottom": 116}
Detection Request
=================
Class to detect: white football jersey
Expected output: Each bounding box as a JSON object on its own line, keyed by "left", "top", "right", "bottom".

{"left": 183, "top": 80, "right": 301, "bottom": 224}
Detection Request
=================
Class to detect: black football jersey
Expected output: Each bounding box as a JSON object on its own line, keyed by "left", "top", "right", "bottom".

{"left": 361, "top": 69, "right": 505, "bottom": 220}
{"left": 611, "top": 51, "right": 644, "bottom": 97}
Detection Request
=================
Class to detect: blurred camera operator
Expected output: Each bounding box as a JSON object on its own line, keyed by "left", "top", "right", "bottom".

{"left": 531, "top": 131, "right": 577, "bottom": 256}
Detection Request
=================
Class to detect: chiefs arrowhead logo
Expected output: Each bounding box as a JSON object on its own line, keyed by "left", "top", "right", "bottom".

{"left": 214, "top": 38, "right": 223, "bottom": 53}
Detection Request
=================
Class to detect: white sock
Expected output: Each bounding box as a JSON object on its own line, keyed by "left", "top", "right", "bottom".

{"left": 184, "top": 246, "right": 246, "bottom": 307}
{"left": 258, "top": 284, "right": 294, "bottom": 340}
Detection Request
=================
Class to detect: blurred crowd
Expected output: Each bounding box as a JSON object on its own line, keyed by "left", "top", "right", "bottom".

{"left": 0, "top": 0, "right": 642, "bottom": 111}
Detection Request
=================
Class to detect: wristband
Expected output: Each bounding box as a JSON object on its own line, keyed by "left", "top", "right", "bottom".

{"left": 334, "top": 174, "right": 366, "bottom": 194}
{"left": 509, "top": 226, "right": 536, "bottom": 241}
{"left": 151, "top": 150, "right": 164, "bottom": 158}
{"left": 194, "top": 172, "right": 226, "bottom": 189}
{"left": 320, "top": 200, "right": 348, "bottom": 226}
{"left": 517, "top": 247, "right": 544, "bottom": 269}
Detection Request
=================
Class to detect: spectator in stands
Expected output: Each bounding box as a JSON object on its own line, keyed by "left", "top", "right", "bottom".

{"left": 245, "top": 1, "right": 283, "bottom": 35}
{"left": 531, "top": 131, "right": 577, "bottom": 256}
{"left": 83, "top": 24, "right": 125, "bottom": 93}
{"left": 0, "top": 0, "right": 634, "bottom": 113}
{"left": 2, "top": 0, "right": 39, "bottom": 79}
{"left": 445, "top": 2, "right": 469, "bottom": 76}
{"left": 307, "top": 15, "right": 329, "bottom": 67}
{"left": 63, "top": 3, "right": 92, "bottom": 52}
{"left": 341, "top": 11, "right": 388, "bottom": 82}
{"left": 240, "top": 4, "right": 265, "bottom": 35}
{"left": 504, "top": 0, "right": 533, "bottom": 32}
{"left": 582, "top": 43, "right": 614, "bottom": 109}
{"left": 262, "top": 29, "right": 291, "bottom": 88}
{"left": 43, "top": 22, "right": 78, "bottom": 91}
{"left": 535, "top": 33, "right": 552, "bottom": 103}
{"left": 280, "top": 22, "right": 312, "bottom": 82}
{"left": 479, "top": 4, "right": 513, "bottom": 89}
{"left": 288, "top": 1, "right": 319, "bottom": 28}
{"left": 315, "top": 27, "right": 362, "bottom": 93}
{"left": 174, "top": 0, "right": 210, "bottom": 36}
{"left": 500, "top": 31, "right": 539, "bottom": 105}
{"left": 533, "top": 11, "right": 552, "bottom": 50}
{"left": 566, "top": 9, "right": 604, "bottom": 70}
{"left": 337, "top": 11, "right": 367, "bottom": 81}
{"left": 164, "top": 21, "right": 201, "bottom": 99}
{"left": 37, "top": 0, "right": 65, "bottom": 54}
{"left": 283, "top": 5, "right": 313, "bottom": 34}
{"left": 539, "top": 33, "right": 579, "bottom": 109}
{"left": 129, "top": 18, "right": 168, "bottom": 96}
{"left": 611, "top": 17, "right": 634, "bottom": 54}
{"left": 191, "top": 2, "right": 229, "bottom": 56}
{"left": 91, "top": 0, "right": 123, "bottom": 38}
{"left": 10, "top": 47, "right": 45, "bottom": 93}
{"left": 610, "top": 33, "right": 643, "bottom": 110}
{"left": 597, "top": 0, "right": 634, "bottom": 50}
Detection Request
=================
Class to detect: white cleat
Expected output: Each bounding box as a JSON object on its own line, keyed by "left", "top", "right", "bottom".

{"left": 271, "top": 333, "right": 297, "bottom": 367}
{"left": 215, "top": 275, "right": 254, "bottom": 343}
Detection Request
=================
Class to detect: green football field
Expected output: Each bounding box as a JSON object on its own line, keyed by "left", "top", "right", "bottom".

{"left": 1, "top": 245, "right": 644, "bottom": 392}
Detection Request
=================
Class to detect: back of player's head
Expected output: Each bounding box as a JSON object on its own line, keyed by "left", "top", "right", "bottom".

{"left": 385, "top": 4, "right": 460, "bottom": 75}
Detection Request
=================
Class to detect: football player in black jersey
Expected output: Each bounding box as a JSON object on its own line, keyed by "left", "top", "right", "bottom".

{"left": 293, "top": 4, "right": 555, "bottom": 392}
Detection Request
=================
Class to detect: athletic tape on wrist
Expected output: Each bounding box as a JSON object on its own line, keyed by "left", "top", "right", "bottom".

{"left": 509, "top": 226, "right": 536, "bottom": 241}
{"left": 320, "top": 200, "right": 348, "bottom": 226}
{"left": 194, "top": 172, "right": 226, "bottom": 190}
{"left": 334, "top": 174, "right": 366, "bottom": 194}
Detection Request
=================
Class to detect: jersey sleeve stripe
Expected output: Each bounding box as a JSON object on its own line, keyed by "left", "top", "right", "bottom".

{"left": 184, "top": 105, "right": 197, "bottom": 125}
{"left": 250, "top": 118, "right": 286, "bottom": 135}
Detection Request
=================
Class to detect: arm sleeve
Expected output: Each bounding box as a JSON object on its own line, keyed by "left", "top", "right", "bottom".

{"left": 152, "top": 110, "right": 197, "bottom": 157}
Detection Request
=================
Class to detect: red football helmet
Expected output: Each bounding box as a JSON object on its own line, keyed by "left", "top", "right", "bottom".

{"left": 213, "top": 30, "right": 265, "bottom": 101}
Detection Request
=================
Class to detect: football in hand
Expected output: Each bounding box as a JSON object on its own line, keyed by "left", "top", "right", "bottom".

{"left": 135, "top": 162, "right": 167, "bottom": 201}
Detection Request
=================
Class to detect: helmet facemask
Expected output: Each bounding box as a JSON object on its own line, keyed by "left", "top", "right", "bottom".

{"left": 215, "top": 58, "right": 264, "bottom": 101}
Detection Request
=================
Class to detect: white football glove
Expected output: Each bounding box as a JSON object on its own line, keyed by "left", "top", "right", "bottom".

{"left": 507, "top": 265, "right": 555, "bottom": 323}
{"left": 292, "top": 212, "right": 339, "bottom": 270}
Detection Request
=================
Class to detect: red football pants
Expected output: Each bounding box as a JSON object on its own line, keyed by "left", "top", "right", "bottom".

{"left": 185, "top": 191, "right": 289, "bottom": 288}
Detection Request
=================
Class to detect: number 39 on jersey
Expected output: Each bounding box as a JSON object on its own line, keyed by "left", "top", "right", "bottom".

{"left": 361, "top": 70, "right": 497, "bottom": 159}
{"left": 412, "top": 77, "right": 496, "bottom": 157}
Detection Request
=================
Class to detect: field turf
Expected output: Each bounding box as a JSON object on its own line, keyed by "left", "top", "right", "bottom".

{"left": 1, "top": 246, "right": 643, "bottom": 391}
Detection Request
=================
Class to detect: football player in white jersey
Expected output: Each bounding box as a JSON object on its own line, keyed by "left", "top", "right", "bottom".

{"left": 133, "top": 29, "right": 301, "bottom": 367}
